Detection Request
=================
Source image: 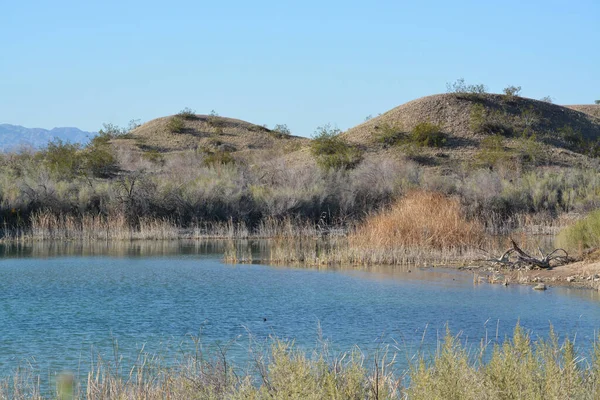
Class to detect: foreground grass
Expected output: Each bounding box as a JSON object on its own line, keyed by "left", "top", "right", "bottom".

{"left": 3, "top": 326, "right": 600, "bottom": 399}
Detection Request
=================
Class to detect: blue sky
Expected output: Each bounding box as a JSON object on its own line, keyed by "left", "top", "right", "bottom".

{"left": 1, "top": 0, "right": 598, "bottom": 136}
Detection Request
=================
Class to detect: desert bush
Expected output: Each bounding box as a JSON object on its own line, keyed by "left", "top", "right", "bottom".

{"left": 408, "top": 122, "right": 446, "bottom": 147}
{"left": 470, "top": 104, "right": 514, "bottom": 137}
{"left": 502, "top": 85, "right": 522, "bottom": 100}
{"left": 167, "top": 116, "right": 185, "bottom": 133}
{"left": 141, "top": 149, "right": 165, "bottom": 165}
{"left": 310, "top": 124, "right": 362, "bottom": 170}
{"left": 540, "top": 96, "right": 554, "bottom": 103}
{"left": 271, "top": 124, "right": 291, "bottom": 137}
{"left": 202, "top": 150, "right": 235, "bottom": 167}
{"left": 516, "top": 134, "right": 545, "bottom": 166}
{"left": 41, "top": 138, "right": 84, "bottom": 179}
{"left": 374, "top": 122, "right": 405, "bottom": 147}
{"left": 177, "top": 107, "right": 197, "bottom": 120}
{"left": 558, "top": 125, "right": 584, "bottom": 148}
{"left": 446, "top": 78, "right": 488, "bottom": 95}
{"left": 81, "top": 133, "right": 119, "bottom": 178}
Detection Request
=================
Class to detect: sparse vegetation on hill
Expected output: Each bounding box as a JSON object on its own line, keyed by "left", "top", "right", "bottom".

{"left": 2, "top": 91, "right": 600, "bottom": 248}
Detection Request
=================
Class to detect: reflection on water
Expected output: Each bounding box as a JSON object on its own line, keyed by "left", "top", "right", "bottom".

{"left": 0, "top": 239, "right": 599, "bottom": 391}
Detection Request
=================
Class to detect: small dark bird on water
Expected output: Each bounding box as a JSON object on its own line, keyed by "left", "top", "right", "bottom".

{"left": 263, "top": 317, "right": 267, "bottom": 322}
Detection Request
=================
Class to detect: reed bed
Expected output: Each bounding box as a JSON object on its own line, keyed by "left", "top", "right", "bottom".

{"left": 2, "top": 326, "right": 600, "bottom": 399}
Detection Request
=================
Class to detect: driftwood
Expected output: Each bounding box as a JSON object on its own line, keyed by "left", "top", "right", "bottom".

{"left": 485, "top": 239, "right": 570, "bottom": 270}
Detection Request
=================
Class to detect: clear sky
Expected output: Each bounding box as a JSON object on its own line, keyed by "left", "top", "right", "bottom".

{"left": 1, "top": 0, "right": 598, "bottom": 136}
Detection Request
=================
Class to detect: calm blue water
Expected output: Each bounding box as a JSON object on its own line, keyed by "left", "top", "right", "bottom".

{"left": 1, "top": 241, "right": 600, "bottom": 382}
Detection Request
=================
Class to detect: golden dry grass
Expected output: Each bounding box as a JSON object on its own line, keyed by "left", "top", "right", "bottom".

{"left": 349, "top": 190, "right": 485, "bottom": 251}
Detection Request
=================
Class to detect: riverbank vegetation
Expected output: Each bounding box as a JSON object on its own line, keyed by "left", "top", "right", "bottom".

{"left": 2, "top": 90, "right": 600, "bottom": 263}
{"left": 3, "top": 325, "right": 600, "bottom": 399}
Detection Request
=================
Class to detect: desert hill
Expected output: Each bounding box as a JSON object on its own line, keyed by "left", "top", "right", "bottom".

{"left": 340, "top": 93, "right": 600, "bottom": 170}
{"left": 566, "top": 105, "right": 600, "bottom": 120}
{"left": 112, "top": 113, "right": 309, "bottom": 164}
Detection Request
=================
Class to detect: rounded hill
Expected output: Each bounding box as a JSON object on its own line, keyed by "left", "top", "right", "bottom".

{"left": 341, "top": 93, "right": 600, "bottom": 169}
{"left": 114, "top": 113, "right": 308, "bottom": 158}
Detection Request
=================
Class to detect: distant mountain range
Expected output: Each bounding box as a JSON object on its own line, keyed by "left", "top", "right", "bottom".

{"left": 0, "top": 124, "right": 96, "bottom": 151}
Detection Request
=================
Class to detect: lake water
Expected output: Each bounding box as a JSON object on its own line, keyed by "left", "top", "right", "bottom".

{"left": 1, "top": 240, "right": 600, "bottom": 384}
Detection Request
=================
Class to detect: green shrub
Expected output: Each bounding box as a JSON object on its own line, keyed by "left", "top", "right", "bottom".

{"left": 374, "top": 122, "right": 405, "bottom": 147}
{"left": 310, "top": 124, "right": 363, "bottom": 170}
{"left": 446, "top": 78, "right": 487, "bottom": 95}
{"left": 540, "top": 96, "right": 553, "bottom": 103}
{"left": 270, "top": 124, "right": 292, "bottom": 138}
{"left": 82, "top": 133, "right": 119, "bottom": 178}
{"left": 558, "top": 125, "right": 584, "bottom": 148}
{"left": 474, "top": 135, "right": 512, "bottom": 168}
{"left": 177, "top": 107, "right": 197, "bottom": 120}
{"left": 42, "top": 139, "right": 83, "bottom": 179}
{"left": 516, "top": 134, "right": 545, "bottom": 166}
{"left": 557, "top": 209, "right": 600, "bottom": 251}
{"left": 142, "top": 149, "right": 165, "bottom": 165}
{"left": 595, "top": 100, "right": 600, "bottom": 105}
{"left": 470, "top": 104, "right": 514, "bottom": 136}
{"left": 408, "top": 122, "right": 446, "bottom": 147}
{"left": 502, "top": 85, "right": 522, "bottom": 101}
{"left": 167, "top": 116, "right": 185, "bottom": 133}
{"left": 202, "top": 150, "right": 235, "bottom": 166}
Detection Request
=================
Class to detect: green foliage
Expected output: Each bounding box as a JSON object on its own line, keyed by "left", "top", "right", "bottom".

{"left": 446, "top": 78, "right": 488, "bottom": 95}
{"left": 540, "top": 96, "right": 553, "bottom": 103}
{"left": 82, "top": 134, "right": 119, "bottom": 178}
{"left": 202, "top": 149, "right": 235, "bottom": 167}
{"left": 270, "top": 124, "right": 292, "bottom": 138}
{"left": 557, "top": 209, "right": 600, "bottom": 251}
{"left": 502, "top": 85, "right": 522, "bottom": 100}
{"left": 310, "top": 124, "right": 363, "bottom": 170}
{"left": 177, "top": 107, "right": 197, "bottom": 120}
{"left": 42, "top": 139, "right": 83, "bottom": 179}
{"left": 470, "top": 104, "right": 514, "bottom": 137}
{"left": 595, "top": 100, "right": 600, "bottom": 105}
{"left": 474, "top": 135, "right": 511, "bottom": 168}
{"left": 516, "top": 134, "right": 545, "bottom": 166}
{"left": 167, "top": 116, "right": 185, "bottom": 133}
{"left": 141, "top": 149, "right": 165, "bottom": 165}
{"left": 374, "top": 122, "right": 405, "bottom": 147}
{"left": 558, "top": 125, "right": 584, "bottom": 148}
{"left": 408, "top": 122, "right": 446, "bottom": 147}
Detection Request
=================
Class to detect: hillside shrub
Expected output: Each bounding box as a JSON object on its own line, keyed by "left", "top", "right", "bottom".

{"left": 177, "top": 107, "right": 197, "bottom": 120}
{"left": 167, "top": 116, "right": 185, "bottom": 133}
{"left": 540, "top": 96, "right": 553, "bottom": 103}
{"left": 202, "top": 150, "right": 235, "bottom": 167}
{"left": 516, "top": 134, "right": 545, "bottom": 166}
{"left": 502, "top": 85, "right": 522, "bottom": 101}
{"left": 408, "top": 122, "right": 446, "bottom": 147}
{"left": 470, "top": 104, "right": 514, "bottom": 137}
{"left": 82, "top": 133, "right": 119, "bottom": 178}
{"left": 474, "top": 135, "right": 512, "bottom": 169}
{"left": 310, "top": 124, "right": 362, "bottom": 170}
{"left": 270, "top": 124, "right": 292, "bottom": 138}
{"left": 558, "top": 125, "right": 584, "bottom": 148}
{"left": 374, "top": 122, "right": 405, "bottom": 147}
{"left": 42, "top": 139, "right": 84, "bottom": 179}
{"left": 446, "top": 78, "right": 487, "bottom": 96}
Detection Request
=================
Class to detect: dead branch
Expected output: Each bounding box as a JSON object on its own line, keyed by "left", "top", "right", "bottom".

{"left": 484, "top": 239, "right": 571, "bottom": 270}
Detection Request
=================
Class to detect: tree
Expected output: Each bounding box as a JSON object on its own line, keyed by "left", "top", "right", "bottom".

{"left": 595, "top": 100, "right": 600, "bottom": 105}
